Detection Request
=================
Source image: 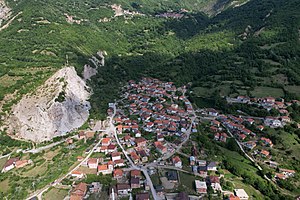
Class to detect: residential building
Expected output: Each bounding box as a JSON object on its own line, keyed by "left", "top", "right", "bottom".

{"left": 87, "top": 158, "right": 98, "bottom": 169}
{"left": 136, "top": 193, "right": 150, "bottom": 200}
{"left": 172, "top": 156, "right": 182, "bottom": 168}
{"left": 195, "top": 180, "right": 207, "bottom": 194}
{"left": 234, "top": 189, "right": 249, "bottom": 200}
{"left": 116, "top": 183, "right": 131, "bottom": 195}
{"left": 207, "top": 162, "right": 217, "bottom": 171}
{"left": 70, "top": 182, "right": 87, "bottom": 200}
{"left": 130, "top": 177, "right": 140, "bottom": 188}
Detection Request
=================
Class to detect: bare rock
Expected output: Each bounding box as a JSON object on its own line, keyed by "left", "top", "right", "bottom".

{"left": 6, "top": 66, "right": 91, "bottom": 142}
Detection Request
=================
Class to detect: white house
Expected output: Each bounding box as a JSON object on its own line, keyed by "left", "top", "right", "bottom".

{"left": 234, "top": 189, "right": 249, "bottom": 200}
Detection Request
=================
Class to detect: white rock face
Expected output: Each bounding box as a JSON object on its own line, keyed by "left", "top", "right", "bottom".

{"left": 7, "top": 66, "right": 91, "bottom": 142}
{"left": 0, "top": 0, "right": 11, "bottom": 26}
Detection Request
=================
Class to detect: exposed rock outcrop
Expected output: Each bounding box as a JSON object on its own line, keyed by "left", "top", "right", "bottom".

{"left": 0, "top": 0, "right": 11, "bottom": 26}
{"left": 6, "top": 66, "right": 91, "bottom": 142}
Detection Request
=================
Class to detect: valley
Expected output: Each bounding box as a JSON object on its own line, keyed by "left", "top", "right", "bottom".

{"left": 0, "top": 0, "right": 299, "bottom": 199}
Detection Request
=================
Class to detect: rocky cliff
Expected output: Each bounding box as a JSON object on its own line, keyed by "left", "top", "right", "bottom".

{"left": 6, "top": 66, "right": 91, "bottom": 142}
{"left": 0, "top": 0, "right": 11, "bottom": 26}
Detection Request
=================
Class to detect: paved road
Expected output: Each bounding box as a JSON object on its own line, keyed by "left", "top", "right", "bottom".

{"left": 222, "top": 124, "right": 271, "bottom": 182}
{"left": 111, "top": 104, "right": 161, "bottom": 200}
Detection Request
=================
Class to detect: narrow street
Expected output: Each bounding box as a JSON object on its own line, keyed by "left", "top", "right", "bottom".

{"left": 111, "top": 103, "right": 161, "bottom": 200}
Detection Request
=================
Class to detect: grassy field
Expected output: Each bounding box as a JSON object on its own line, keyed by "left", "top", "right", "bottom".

{"left": 251, "top": 86, "right": 284, "bottom": 98}
{"left": 284, "top": 85, "right": 300, "bottom": 95}
{"left": 21, "top": 162, "right": 48, "bottom": 177}
{"left": 0, "top": 157, "right": 8, "bottom": 169}
{"left": 43, "top": 188, "right": 69, "bottom": 200}
{"left": 0, "top": 179, "right": 9, "bottom": 193}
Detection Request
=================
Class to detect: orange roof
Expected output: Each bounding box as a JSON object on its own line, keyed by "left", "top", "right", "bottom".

{"left": 107, "top": 161, "right": 114, "bottom": 166}
{"left": 98, "top": 165, "right": 108, "bottom": 171}
{"left": 102, "top": 138, "right": 111, "bottom": 144}
{"left": 131, "top": 170, "right": 141, "bottom": 177}
{"left": 172, "top": 156, "right": 181, "bottom": 163}
{"left": 229, "top": 194, "right": 240, "bottom": 200}
{"left": 114, "top": 169, "right": 123, "bottom": 177}
{"left": 72, "top": 170, "right": 83, "bottom": 175}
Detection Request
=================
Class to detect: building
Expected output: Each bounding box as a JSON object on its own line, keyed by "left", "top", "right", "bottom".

{"left": 113, "top": 169, "right": 123, "bottom": 180}
{"left": 97, "top": 164, "right": 112, "bottom": 175}
{"left": 131, "top": 170, "right": 142, "bottom": 178}
{"left": 87, "top": 158, "right": 98, "bottom": 169}
{"left": 71, "top": 171, "right": 85, "bottom": 179}
{"left": 154, "top": 141, "right": 167, "bottom": 154}
{"left": 116, "top": 183, "right": 131, "bottom": 195}
{"left": 135, "top": 137, "right": 147, "bottom": 147}
{"left": 209, "top": 176, "right": 222, "bottom": 192}
{"left": 130, "top": 177, "right": 140, "bottom": 188}
{"left": 195, "top": 180, "right": 207, "bottom": 194}
{"left": 207, "top": 162, "right": 217, "bottom": 171}
{"left": 111, "top": 152, "right": 121, "bottom": 162}
{"left": 167, "top": 171, "right": 178, "bottom": 183}
{"left": 136, "top": 193, "right": 150, "bottom": 200}
{"left": 70, "top": 182, "right": 87, "bottom": 200}
{"left": 172, "top": 156, "right": 182, "bottom": 168}
{"left": 234, "top": 189, "right": 249, "bottom": 200}
{"left": 2, "top": 158, "right": 19, "bottom": 172}
{"left": 102, "top": 138, "right": 111, "bottom": 146}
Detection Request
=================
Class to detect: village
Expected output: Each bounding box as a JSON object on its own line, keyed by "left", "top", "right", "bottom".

{"left": 1, "top": 79, "right": 298, "bottom": 200}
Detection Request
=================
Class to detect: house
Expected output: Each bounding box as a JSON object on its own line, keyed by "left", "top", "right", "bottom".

{"left": 157, "top": 134, "right": 164, "bottom": 142}
{"left": 136, "top": 193, "right": 150, "bottom": 200}
{"left": 189, "top": 156, "right": 196, "bottom": 166}
{"left": 211, "top": 120, "right": 220, "bottom": 127}
{"left": 207, "top": 108, "right": 218, "bottom": 117}
{"left": 207, "top": 162, "right": 217, "bottom": 171}
{"left": 279, "top": 168, "right": 296, "bottom": 177}
{"left": 130, "top": 152, "right": 140, "bottom": 164}
{"left": 172, "top": 156, "right": 182, "bottom": 168}
{"left": 275, "top": 173, "right": 286, "bottom": 180}
{"left": 71, "top": 171, "right": 85, "bottom": 179}
{"left": 257, "top": 125, "right": 264, "bottom": 131}
{"left": 220, "top": 133, "right": 228, "bottom": 142}
{"left": 260, "top": 150, "right": 270, "bottom": 157}
{"left": 78, "top": 131, "right": 85, "bottom": 140}
{"left": 102, "top": 138, "right": 111, "bottom": 146}
{"left": 167, "top": 171, "right": 178, "bottom": 183}
{"left": 111, "top": 152, "right": 121, "bottom": 162}
{"left": 195, "top": 180, "right": 207, "bottom": 194}
{"left": 66, "top": 138, "right": 73, "bottom": 144}
{"left": 131, "top": 170, "right": 142, "bottom": 178}
{"left": 228, "top": 194, "right": 241, "bottom": 200}
{"left": 130, "top": 177, "right": 140, "bottom": 188}
{"left": 89, "top": 182, "right": 102, "bottom": 193}
{"left": 87, "top": 158, "right": 98, "bottom": 169}
{"left": 114, "top": 159, "right": 126, "bottom": 167}
{"left": 85, "top": 131, "right": 95, "bottom": 139}
{"left": 209, "top": 176, "right": 222, "bottom": 192}
{"left": 135, "top": 137, "right": 147, "bottom": 147}
{"left": 107, "top": 144, "right": 117, "bottom": 153}
{"left": 116, "top": 183, "right": 131, "bottom": 195}
{"left": 113, "top": 169, "right": 123, "bottom": 180}
{"left": 97, "top": 164, "right": 112, "bottom": 175}
{"left": 260, "top": 137, "right": 273, "bottom": 147}
{"left": 2, "top": 158, "right": 19, "bottom": 172}
{"left": 70, "top": 182, "right": 87, "bottom": 200}
{"left": 15, "top": 160, "right": 31, "bottom": 168}
{"left": 137, "top": 150, "right": 148, "bottom": 163}
{"left": 77, "top": 156, "right": 84, "bottom": 162}
{"left": 243, "top": 141, "right": 257, "bottom": 149}
{"left": 234, "top": 189, "right": 249, "bottom": 200}
{"left": 154, "top": 141, "right": 167, "bottom": 154}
